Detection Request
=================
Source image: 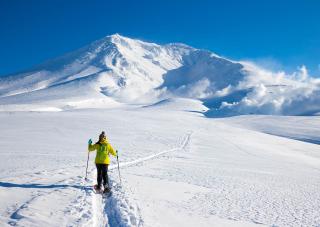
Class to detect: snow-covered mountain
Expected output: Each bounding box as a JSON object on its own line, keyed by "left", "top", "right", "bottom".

{"left": 0, "top": 34, "right": 319, "bottom": 115}
{"left": 1, "top": 34, "right": 320, "bottom": 227}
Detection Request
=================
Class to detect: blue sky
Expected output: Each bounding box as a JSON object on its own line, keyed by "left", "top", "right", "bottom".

{"left": 0, "top": 0, "right": 319, "bottom": 76}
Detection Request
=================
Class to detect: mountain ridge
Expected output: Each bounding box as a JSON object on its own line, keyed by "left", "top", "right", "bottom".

{"left": 0, "top": 34, "right": 319, "bottom": 116}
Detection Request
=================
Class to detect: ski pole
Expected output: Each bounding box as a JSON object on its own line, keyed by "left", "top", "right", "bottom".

{"left": 116, "top": 150, "right": 122, "bottom": 185}
{"left": 85, "top": 151, "right": 89, "bottom": 180}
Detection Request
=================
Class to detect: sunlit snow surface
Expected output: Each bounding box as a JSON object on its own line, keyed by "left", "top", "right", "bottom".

{"left": 0, "top": 34, "right": 319, "bottom": 116}
{"left": 0, "top": 101, "right": 319, "bottom": 226}
{"left": 0, "top": 34, "right": 319, "bottom": 226}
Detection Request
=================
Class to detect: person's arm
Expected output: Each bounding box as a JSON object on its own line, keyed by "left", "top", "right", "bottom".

{"left": 108, "top": 143, "right": 117, "bottom": 156}
{"left": 88, "top": 139, "right": 97, "bottom": 152}
{"left": 88, "top": 144, "right": 97, "bottom": 152}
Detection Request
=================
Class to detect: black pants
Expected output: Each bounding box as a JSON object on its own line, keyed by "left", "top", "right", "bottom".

{"left": 96, "top": 164, "right": 109, "bottom": 188}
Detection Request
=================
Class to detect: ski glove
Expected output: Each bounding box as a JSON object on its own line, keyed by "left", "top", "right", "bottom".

{"left": 88, "top": 139, "right": 93, "bottom": 145}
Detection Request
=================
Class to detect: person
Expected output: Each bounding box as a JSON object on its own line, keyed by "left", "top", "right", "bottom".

{"left": 88, "top": 131, "right": 117, "bottom": 193}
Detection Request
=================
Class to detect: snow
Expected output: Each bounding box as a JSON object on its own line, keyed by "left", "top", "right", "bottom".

{"left": 0, "top": 103, "right": 320, "bottom": 226}
{"left": 1, "top": 34, "right": 319, "bottom": 116}
{"left": 1, "top": 34, "right": 320, "bottom": 226}
{"left": 207, "top": 62, "right": 320, "bottom": 116}
{"left": 220, "top": 115, "right": 320, "bottom": 145}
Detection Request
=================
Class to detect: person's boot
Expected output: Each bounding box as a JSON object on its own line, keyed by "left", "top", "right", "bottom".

{"left": 103, "top": 184, "right": 110, "bottom": 194}
{"left": 94, "top": 184, "right": 102, "bottom": 192}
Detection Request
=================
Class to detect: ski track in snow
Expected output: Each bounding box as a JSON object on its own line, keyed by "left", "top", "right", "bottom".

{"left": 5, "top": 174, "right": 93, "bottom": 227}
{"left": 91, "top": 133, "right": 191, "bottom": 227}
{"left": 2, "top": 133, "right": 191, "bottom": 227}
{"left": 1, "top": 109, "right": 320, "bottom": 227}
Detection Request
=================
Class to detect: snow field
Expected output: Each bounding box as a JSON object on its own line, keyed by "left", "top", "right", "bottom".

{"left": 1, "top": 34, "right": 320, "bottom": 116}
{"left": 0, "top": 106, "right": 320, "bottom": 226}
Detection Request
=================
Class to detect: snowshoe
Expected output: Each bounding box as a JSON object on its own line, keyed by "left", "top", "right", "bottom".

{"left": 93, "top": 184, "right": 103, "bottom": 194}
{"left": 102, "top": 186, "right": 112, "bottom": 197}
{"left": 103, "top": 186, "right": 110, "bottom": 193}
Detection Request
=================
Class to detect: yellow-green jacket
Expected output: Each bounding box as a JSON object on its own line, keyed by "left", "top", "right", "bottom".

{"left": 88, "top": 138, "right": 116, "bottom": 164}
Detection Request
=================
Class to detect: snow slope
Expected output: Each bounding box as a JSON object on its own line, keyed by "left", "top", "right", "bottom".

{"left": 0, "top": 34, "right": 319, "bottom": 116}
{"left": 0, "top": 103, "right": 320, "bottom": 226}
{"left": 1, "top": 34, "right": 320, "bottom": 226}
{"left": 220, "top": 115, "right": 320, "bottom": 145}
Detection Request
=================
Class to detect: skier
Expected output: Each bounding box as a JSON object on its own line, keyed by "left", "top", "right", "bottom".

{"left": 88, "top": 131, "right": 117, "bottom": 193}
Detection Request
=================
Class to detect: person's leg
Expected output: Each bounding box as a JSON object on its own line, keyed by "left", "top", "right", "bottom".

{"left": 96, "top": 164, "right": 102, "bottom": 189}
{"left": 102, "top": 164, "right": 109, "bottom": 189}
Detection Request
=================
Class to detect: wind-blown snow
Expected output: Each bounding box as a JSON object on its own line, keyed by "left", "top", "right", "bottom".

{"left": 0, "top": 34, "right": 319, "bottom": 116}
{"left": 206, "top": 63, "right": 320, "bottom": 116}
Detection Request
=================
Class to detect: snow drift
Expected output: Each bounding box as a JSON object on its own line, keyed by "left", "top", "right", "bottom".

{"left": 0, "top": 34, "right": 319, "bottom": 116}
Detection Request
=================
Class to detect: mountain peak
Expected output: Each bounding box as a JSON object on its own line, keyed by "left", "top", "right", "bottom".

{"left": 108, "top": 33, "right": 123, "bottom": 38}
{"left": 107, "top": 33, "right": 128, "bottom": 41}
{"left": 0, "top": 34, "right": 318, "bottom": 116}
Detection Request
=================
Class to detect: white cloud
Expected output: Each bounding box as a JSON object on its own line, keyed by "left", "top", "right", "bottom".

{"left": 211, "top": 62, "right": 320, "bottom": 116}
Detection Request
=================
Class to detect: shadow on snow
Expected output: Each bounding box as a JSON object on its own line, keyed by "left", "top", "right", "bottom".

{"left": 0, "top": 181, "right": 91, "bottom": 190}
